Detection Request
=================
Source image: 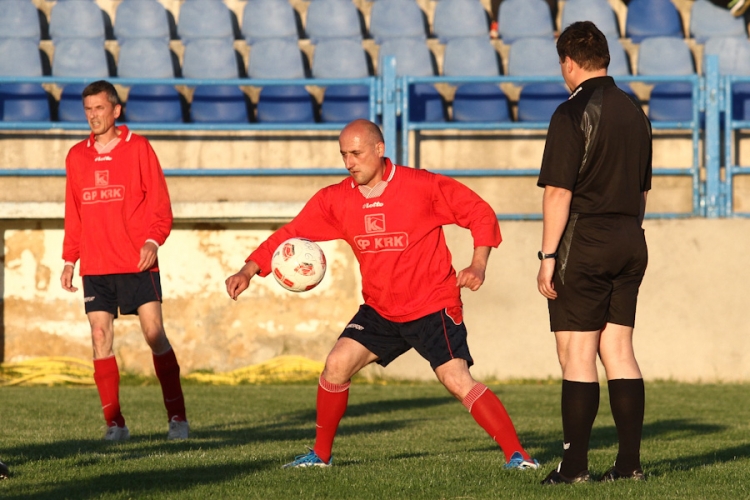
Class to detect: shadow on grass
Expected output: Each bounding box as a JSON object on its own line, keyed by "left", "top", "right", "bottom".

{"left": 2, "top": 459, "right": 276, "bottom": 500}
{"left": 646, "top": 443, "right": 750, "bottom": 475}
{"left": 522, "top": 418, "right": 729, "bottom": 465}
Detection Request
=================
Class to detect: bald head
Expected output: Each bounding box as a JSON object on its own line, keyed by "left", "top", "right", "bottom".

{"left": 340, "top": 119, "right": 384, "bottom": 147}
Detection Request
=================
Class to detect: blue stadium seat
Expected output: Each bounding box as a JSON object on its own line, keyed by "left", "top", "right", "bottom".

{"left": 378, "top": 37, "right": 434, "bottom": 77}
{"left": 126, "top": 85, "right": 183, "bottom": 122}
{"left": 313, "top": 39, "right": 370, "bottom": 122}
{"left": 53, "top": 37, "right": 109, "bottom": 77}
{"left": 517, "top": 83, "right": 570, "bottom": 121}
{"left": 0, "top": 39, "right": 49, "bottom": 121}
{"left": 183, "top": 38, "right": 240, "bottom": 79}
{"left": 249, "top": 39, "right": 312, "bottom": 123}
{"left": 0, "top": 38, "right": 43, "bottom": 77}
{"left": 0, "top": 0, "right": 42, "bottom": 40}
{"left": 118, "top": 38, "right": 173, "bottom": 78}
{"left": 560, "top": 0, "right": 619, "bottom": 38}
{"left": 242, "top": 0, "right": 298, "bottom": 44}
{"left": 312, "top": 39, "right": 367, "bottom": 79}
{"left": 305, "top": 0, "right": 361, "bottom": 43}
{"left": 191, "top": 85, "right": 248, "bottom": 122}
{"left": 638, "top": 37, "right": 694, "bottom": 121}
{"left": 53, "top": 37, "right": 110, "bottom": 122}
{"left": 508, "top": 37, "right": 568, "bottom": 122}
{"left": 498, "top": 0, "right": 554, "bottom": 44}
{"left": 58, "top": 84, "right": 90, "bottom": 121}
{"left": 704, "top": 37, "right": 750, "bottom": 120}
{"left": 443, "top": 36, "right": 499, "bottom": 77}
{"left": 625, "top": 0, "right": 682, "bottom": 43}
{"left": 443, "top": 37, "right": 507, "bottom": 122}
{"left": 690, "top": 0, "right": 747, "bottom": 43}
{"left": 115, "top": 0, "right": 170, "bottom": 41}
{"left": 319, "top": 85, "right": 369, "bottom": 123}
{"left": 178, "top": 0, "right": 234, "bottom": 42}
{"left": 432, "top": 0, "right": 488, "bottom": 43}
{"left": 256, "top": 85, "right": 314, "bottom": 123}
{"left": 369, "top": 0, "right": 425, "bottom": 43}
{"left": 50, "top": 0, "right": 106, "bottom": 40}
{"left": 608, "top": 38, "right": 630, "bottom": 76}
{"left": 507, "top": 37, "right": 559, "bottom": 76}
{"left": 248, "top": 38, "right": 304, "bottom": 79}
{"left": 379, "top": 38, "right": 443, "bottom": 122}
{"left": 182, "top": 38, "right": 246, "bottom": 123}
{"left": 118, "top": 39, "right": 182, "bottom": 123}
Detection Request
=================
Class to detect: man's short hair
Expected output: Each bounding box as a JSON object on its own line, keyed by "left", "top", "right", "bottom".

{"left": 557, "top": 21, "right": 610, "bottom": 72}
{"left": 81, "top": 80, "right": 120, "bottom": 106}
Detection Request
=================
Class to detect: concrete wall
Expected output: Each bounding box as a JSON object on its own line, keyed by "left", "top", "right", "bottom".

{"left": 3, "top": 218, "right": 748, "bottom": 382}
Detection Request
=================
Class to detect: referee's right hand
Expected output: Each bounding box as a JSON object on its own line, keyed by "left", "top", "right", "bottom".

{"left": 537, "top": 259, "right": 557, "bottom": 300}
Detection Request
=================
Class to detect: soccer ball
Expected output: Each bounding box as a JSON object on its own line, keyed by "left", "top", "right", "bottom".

{"left": 271, "top": 238, "right": 327, "bottom": 292}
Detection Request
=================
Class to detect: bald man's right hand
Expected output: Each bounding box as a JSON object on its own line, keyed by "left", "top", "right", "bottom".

{"left": 225, "top": 261, "right": 260, "bottom": 300}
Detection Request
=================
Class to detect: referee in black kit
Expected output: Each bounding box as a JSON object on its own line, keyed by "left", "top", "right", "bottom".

{"left": 535, "top": 21, "right": 652, "bottom": 485}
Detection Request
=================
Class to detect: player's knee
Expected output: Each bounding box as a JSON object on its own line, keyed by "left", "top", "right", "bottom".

{"left": 322, "top": 353, "right": 356, "bottom": 384}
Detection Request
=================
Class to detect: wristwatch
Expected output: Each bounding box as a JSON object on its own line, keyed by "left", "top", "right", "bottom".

{"left": 538, "top": 251, "right": 558, "bottom": 260}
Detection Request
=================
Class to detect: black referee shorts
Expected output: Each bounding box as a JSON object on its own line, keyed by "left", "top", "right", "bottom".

{"left": 549, "top": 215, "right": 648, "bottom": 332}
{"left": 83, "top": 271, "right": 163, "bottom": 318}
{"left": 340, "top": 304, "right": 474, "bottom": 370}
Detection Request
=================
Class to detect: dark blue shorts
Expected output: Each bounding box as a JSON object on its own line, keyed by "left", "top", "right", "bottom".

{"left": 82, "top": 271, "right": 162, "bottom": 318}
{"left": 340, "top": 304, "right": 474, "bottom": 371}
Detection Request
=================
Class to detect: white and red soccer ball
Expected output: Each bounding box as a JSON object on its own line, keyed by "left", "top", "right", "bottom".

{"left": 271, "top": 238, "right": 327, "bottom": 292}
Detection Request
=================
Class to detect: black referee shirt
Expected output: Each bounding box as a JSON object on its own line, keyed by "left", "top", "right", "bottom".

{"left": 537, "top": 76, "right": 652, "bottom": 217}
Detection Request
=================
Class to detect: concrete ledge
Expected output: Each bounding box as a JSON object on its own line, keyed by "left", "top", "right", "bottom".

{"left": 0, "top": 202, "right": 304, "bottom": 222}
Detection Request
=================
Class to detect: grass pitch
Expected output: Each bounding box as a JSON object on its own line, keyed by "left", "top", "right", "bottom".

{"left": 0, "top": 381, "right": 748, "bottom": 499}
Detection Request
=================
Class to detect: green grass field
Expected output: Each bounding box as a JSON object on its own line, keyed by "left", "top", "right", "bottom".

{"left": 0, "top": 381, "right": 748, "bottom": 499}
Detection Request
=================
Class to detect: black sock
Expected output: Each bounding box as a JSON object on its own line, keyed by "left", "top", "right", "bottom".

{"left": 560, "top": 380, "right": 600, "bottom": 477}
{"left": 608, "top": 378, "right": 645, "bottom": 473}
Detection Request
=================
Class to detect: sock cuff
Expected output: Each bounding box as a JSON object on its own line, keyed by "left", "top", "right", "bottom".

{"left": 93, "top": 355, "right": 118, "bottom": 374}
{"left": 462, "top": 383, "right": 488, "bottom": 411}
{"left": 607, "top": 378, "right": 644, "bottom": 388}
{"left": 319, "top": 375, "right": 351, "bottom": 393}
{"left": 153, "top": 347, "right": 178, "bottom": 369}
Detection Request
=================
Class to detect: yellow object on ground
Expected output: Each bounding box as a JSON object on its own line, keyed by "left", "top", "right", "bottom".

{"left": 184, "top": 355, "right": 324, "bottom": 385}
{"left": 0, "top": 357, "right": 95, "bottom": 386}
{"left": 0, "top": 355, "right": 324, "bottom": 387}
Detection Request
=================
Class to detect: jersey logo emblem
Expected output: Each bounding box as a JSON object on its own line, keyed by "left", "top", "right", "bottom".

{"left": 354, "top": 232, "right": 409, "bottom": 253}
{"left": 364, "top": 213, "right": 385, "bottom": 233}
{"left": 95, "top": 170, "right": 109, "bottom": 186}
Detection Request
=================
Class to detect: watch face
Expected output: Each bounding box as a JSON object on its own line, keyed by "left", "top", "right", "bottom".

{"left": 537, "top": 251, "right": 543, "bottom": 260}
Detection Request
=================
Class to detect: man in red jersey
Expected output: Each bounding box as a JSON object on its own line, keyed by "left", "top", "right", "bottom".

{"left": 60, "top": 80, "right": 188, "bottom": 441}
{"left": 225, "top": 119, "right": 538, "bottom": 470}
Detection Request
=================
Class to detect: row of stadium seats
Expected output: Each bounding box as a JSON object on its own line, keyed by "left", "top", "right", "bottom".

{"left": 0, "top": 0, "right": 747, "bottom": 45}
{"left": 4, "top": 32, "right": 749, "bottom": 124}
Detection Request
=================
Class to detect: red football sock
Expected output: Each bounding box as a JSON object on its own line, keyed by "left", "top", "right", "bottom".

{"left": 462, "top": 383, "right": 529, "bottom": 462}
{"left": 313, "top": 376, "right": 350, "bottom": 464}
{"left": 93, "top": 356, "right": 125, "bottom": 427}
{"left": 153, "top": 348, "right": 187, "bottom": 422}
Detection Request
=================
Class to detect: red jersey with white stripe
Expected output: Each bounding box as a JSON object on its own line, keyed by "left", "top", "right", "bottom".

{"left": 63, "top": 125, "right": 173, "bottom": 276}
{"left": 248, "top": 159, "right": 501, "bottom": 322}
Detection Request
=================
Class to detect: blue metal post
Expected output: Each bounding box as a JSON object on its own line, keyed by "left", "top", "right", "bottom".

{"left": 704, "top": 55, "right": 721, "bottom": 218}
{"left": 381, "top": 55, "right": 398, "bottom": 161}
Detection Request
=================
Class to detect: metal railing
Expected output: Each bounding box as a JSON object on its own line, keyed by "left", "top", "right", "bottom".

{"left": 399, "top": 73, "right": 703, "bottom": 219}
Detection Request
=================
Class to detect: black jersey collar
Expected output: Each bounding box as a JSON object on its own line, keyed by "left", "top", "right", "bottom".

{"left": 572, "top": 76, "right": 615, "bottom": 97}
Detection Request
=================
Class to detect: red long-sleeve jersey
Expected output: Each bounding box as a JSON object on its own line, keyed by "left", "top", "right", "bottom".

{"left": 63, "top": 126, "right": 173, "bottom": 276}
{"left": 248, "top": 159, "right": 501, "bottom": 322}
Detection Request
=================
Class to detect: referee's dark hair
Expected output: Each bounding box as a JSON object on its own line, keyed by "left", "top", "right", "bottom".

{"left": 81, "top": 80, "right": 120, "bottom": 106}
{"left": 557, "top": 21, "right": 610, "bottom": 72}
